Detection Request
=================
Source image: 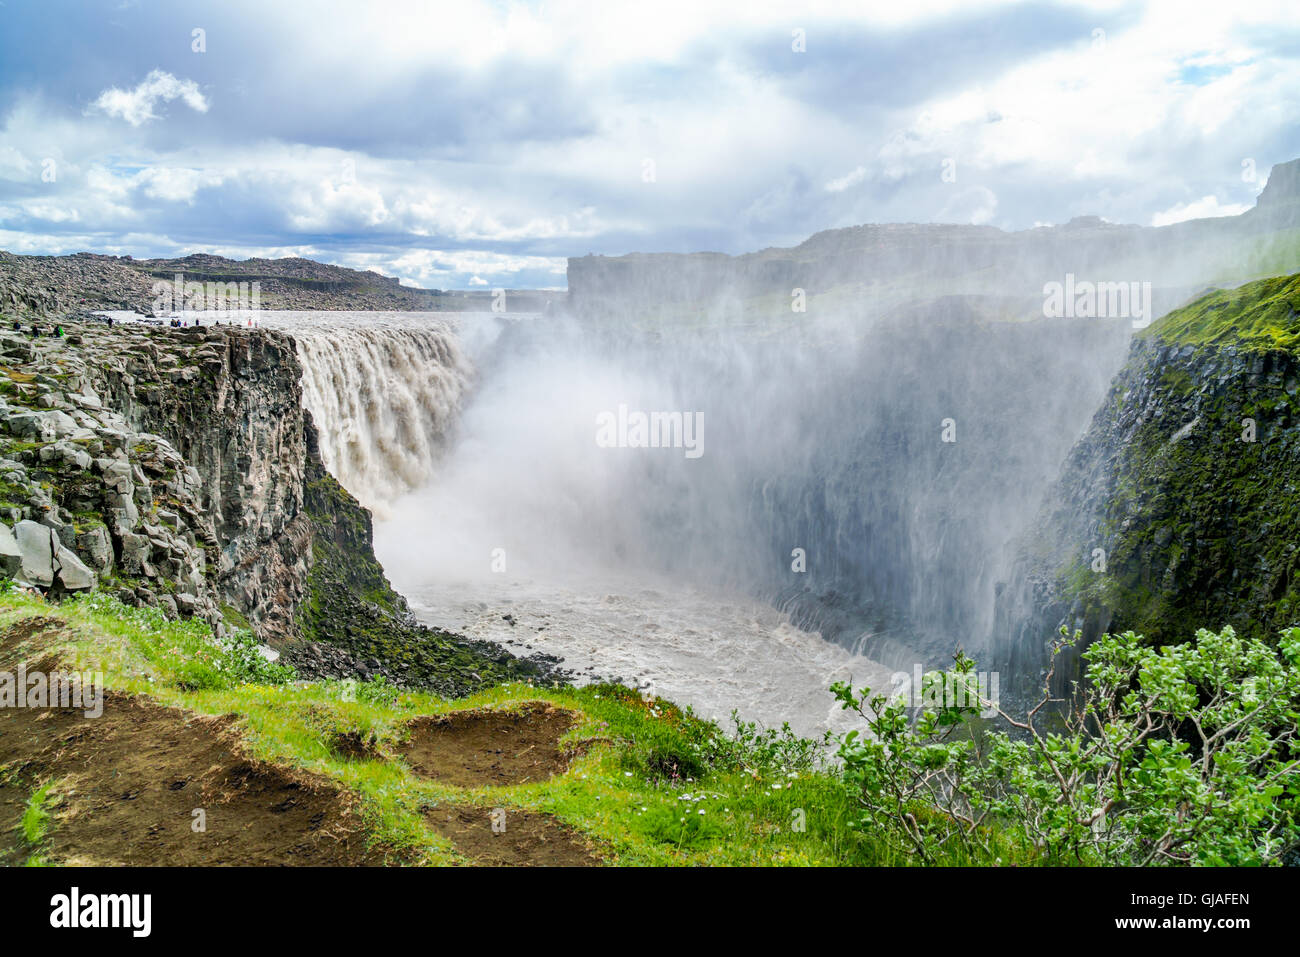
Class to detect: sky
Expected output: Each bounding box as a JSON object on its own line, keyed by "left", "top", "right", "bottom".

{"left": 1, "top": 0, "right": 1299, "bottom": 290}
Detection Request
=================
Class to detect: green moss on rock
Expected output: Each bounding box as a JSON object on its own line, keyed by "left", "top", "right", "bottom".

{"left": 1043, "top": 273, "right": 1300, "bottom": 649}
{"left": 1141, "top": 272, "right": 1300, "bottom": 351}
{"left": 293, "top": 434, "right": 557, "bottom": 698}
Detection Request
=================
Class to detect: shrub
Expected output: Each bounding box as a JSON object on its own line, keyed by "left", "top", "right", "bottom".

{"left": 710, "top": 711, "right": 822, "bottom": 775}
{"left": 832, "top": 626, "right": 1300, "bottom": 866}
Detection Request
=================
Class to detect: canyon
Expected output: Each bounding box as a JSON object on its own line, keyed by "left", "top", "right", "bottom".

{"left": 0, "top": 159, "right": 1299, "bottom": 729}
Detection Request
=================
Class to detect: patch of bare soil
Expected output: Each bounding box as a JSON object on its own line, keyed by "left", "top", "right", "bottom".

{"left": 423, "top": 805, "right": 602, "bottom": 866}
{"left": 0, "top": 617, "right": 393, "bottom": 866}
{"left": 398, "top": 701, "right": 579, "bottom": 787}
{"left": 0, "top": 614, "right": 64, "bottom": 663}
{"left": 329, "top": 728, "right": 381, "bottom": 761}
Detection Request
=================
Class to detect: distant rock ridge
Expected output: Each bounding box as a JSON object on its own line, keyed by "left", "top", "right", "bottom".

{"left": 1248, "top": 157, "right": 1300, "bottom": 224}
{"left": 0, "top": 251, "right": 560, "bottom": 318}
{"left": 567, "top": 157, "right": 1300, "bottom": 321}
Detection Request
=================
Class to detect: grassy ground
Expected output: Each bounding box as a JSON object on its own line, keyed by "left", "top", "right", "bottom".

{"left": 0, "top": 586, "right": 1006, "bottom": 866}
{"left": 1139, "top": 271, "right": 1300, "bottom": 351}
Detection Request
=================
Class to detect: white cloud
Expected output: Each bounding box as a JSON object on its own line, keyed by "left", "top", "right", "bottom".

{"left": 284, "top": 178, "right": 390, "bottom": 231}
{"left": 5, "top": 0, "right": 1300, "bottom": 284}
{"left": 825, "top": 166, "right": 867, "bottom": 193}
{"left": 91, "top": 70, "right": 209, "bottom": 126}
{"left": 269, "top": 0, "right": 1037, "bottom": 74}
{"left": 21, "top": 204, "right": 80, "bottom": 224}
{"left": 1151, "top": 195, "right": 1251, "bottom": 227}
{"left": 135, "top": 167, "right": 224, "bottom": 203}
{"left": 0, "top": 145, "right": 33, "bottom": 180}
{"left": 380, "top": 248, "right": 567, "bottom": 288}
{"left": 875, "top": 0, "right": 1300, "bottom": 215}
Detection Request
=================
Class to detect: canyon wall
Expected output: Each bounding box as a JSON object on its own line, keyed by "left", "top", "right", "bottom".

{"left": 994, "top": 272, "right": 1300, "bottom": 695}
{"left": 86, "top": 326, "right": 313, "bottom": 643}
{"left": 567, "top": 158, "right": 1300, "bottom": 324}
{"left": 0, "top": 319, "right": 553, "bottom": 695}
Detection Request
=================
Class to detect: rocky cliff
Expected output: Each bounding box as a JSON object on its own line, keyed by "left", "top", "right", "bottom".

{"left": 0, "top": 325, "right": 222, "bottom": 624}
{"left": 84, "top": 325, "right": 311, "bottom": 643}
{"left": 0, "top": 251, "right": 560, "bottom": 317}
{"left": 995, "top": 272, "right": 1300, "bottom": 693}
{"left": 567, "top": 158, "right": 1300, "bottom": 324}
{"left": 0, "top": 318, "right": 555, "bottom": 695}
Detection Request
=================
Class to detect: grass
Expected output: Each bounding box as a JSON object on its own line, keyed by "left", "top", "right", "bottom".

{"left": 0, "top": 585, "right": 1034, "bottom": 866}
{"left": 1140, "top": 271, "right": 1300, "bottom": 351}
{"left": 21, "top": 780, "right": 57, "bottom": 845}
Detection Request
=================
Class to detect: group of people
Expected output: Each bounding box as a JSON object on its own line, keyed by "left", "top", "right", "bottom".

{"left": 11, "top": 320, "right": 63, "bottom": 338}
{"left": 5, "top": 313, "right": 253, "bottom": 336}
{"left": 163, "top": 315, "right": 259, "bottom": 328}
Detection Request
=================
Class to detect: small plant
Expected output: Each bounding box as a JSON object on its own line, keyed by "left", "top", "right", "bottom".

{"left": 356, "top": 674, "right": 401, "bottom": 706}
{"left": 634, "top": 802, "right": 726, "bottom": 848}
{"left": 711, "top": 711, "right": 822, "bottom": 775}
{"left": 22, "top": 781, "right": 58, "bottom": 845}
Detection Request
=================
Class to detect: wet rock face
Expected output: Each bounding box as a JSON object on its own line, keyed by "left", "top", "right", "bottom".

{"left": 995, "top": 328, "right": 1300, "bottom": 697}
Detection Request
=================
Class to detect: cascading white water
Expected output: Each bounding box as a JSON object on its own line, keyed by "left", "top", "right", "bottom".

{"left": 264, "top": 310, "right": 903, "bottom": 736}
{"left": 282, "top": 315, "right": 472, "bottom": 515}
{"left": 264, "top": 305, "right": 1126, "bottom": 737}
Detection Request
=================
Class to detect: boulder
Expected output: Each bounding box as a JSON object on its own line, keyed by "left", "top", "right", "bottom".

{"left": 5, "top": 410, "right": 55, "bottom": 442}
{"left": 53, "top": 543, "right": 95, "bottom": 591}
{"left": 9, "top": 519, "right": 95, "bottom": 591}
{"left": 117, "top": 531, "right": 151, "bottom": 574}
{"left": 76, "top": 525, "right": 113, "bottom": 572}
{"left": 13, "top": 519, "right": 54, "bottom": 587}
{"left": 100, "top": 459, "right": 134, "bottom": 494}
{"left": 0, "top": 522, "right": 22, "bottom": 577}
{"left": 6, "top": 409, "right": 79, "bottom": 441}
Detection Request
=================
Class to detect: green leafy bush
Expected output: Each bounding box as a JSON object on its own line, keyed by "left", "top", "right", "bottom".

{"left": 833, "top": 627, "right": 1300, "bottom": 865}
{"left": 710, "top": 711, "right": 822, "bottom": 775}
{"left": 581, "top": 683, "right": 821, "bottom": 783}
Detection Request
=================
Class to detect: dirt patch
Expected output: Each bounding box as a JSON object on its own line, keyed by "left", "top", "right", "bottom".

{"left": 330, "top": 729, "right": 380, "bottom": 761}
{"left": 0, "top": 689, "right": 395, "bottom": 866}
{"left": 424, "top": 805, "right": 602, "bottom": 866}
{"left": 399, "top": 701, "right": 579, "bottom": 788}
{"left": 0, "top": 615, "right": 65, "bottom": 664}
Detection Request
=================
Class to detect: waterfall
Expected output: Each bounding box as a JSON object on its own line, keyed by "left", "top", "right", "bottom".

{"left": 290, "top": 322, "right": 472, "bottom": 514}
{"left": 359, "top": 307, "right": 1131, "bottom": 670}
{"left": 267, "top": 300, "right": 1133, "bottom": 678}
